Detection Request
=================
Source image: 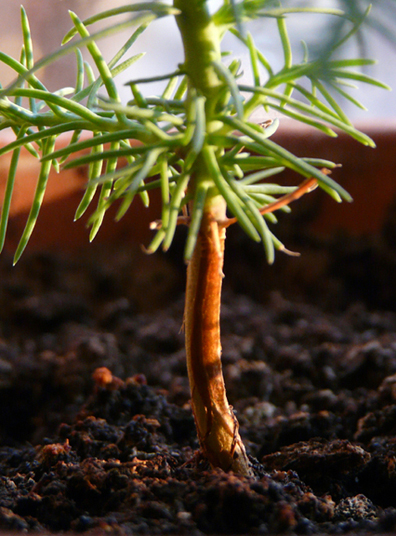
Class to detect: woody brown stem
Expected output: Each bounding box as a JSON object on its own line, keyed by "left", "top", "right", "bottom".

{"left": 184, "top": 203, "right": 253, "bottom": 475}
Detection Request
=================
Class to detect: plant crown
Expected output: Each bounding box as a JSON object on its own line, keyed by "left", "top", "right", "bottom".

{"left": 0, "top": 1, "right": 389, "bottom": 264}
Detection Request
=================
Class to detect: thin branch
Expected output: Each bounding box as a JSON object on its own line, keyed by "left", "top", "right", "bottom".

{"left": 222, "top": 175, "right": 321, "bottom": 229}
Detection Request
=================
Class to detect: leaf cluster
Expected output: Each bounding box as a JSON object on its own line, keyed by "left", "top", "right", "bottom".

{"left": 0, "top": 1, "right": 389, "bottom": 264}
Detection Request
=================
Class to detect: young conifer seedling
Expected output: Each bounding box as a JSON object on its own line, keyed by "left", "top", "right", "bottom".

{"left": 0, "top": 1, "right": 389, "bottom": 475}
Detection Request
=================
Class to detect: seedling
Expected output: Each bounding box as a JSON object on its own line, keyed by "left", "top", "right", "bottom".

{"left": 0, "top": 1, "right": 389, "bottom": 475}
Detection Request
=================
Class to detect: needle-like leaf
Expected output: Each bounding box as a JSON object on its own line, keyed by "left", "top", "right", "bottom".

{"left": 13, "top": 136, "right": 56, "bottom": 263}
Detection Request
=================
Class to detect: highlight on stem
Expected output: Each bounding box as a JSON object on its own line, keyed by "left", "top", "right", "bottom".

{"left": 0, "top": 0, "right": 389, "bottom": 475}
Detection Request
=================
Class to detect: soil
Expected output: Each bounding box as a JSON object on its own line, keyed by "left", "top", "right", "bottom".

{"left": 1, "top": 214, "right": 396, "bottom": 535}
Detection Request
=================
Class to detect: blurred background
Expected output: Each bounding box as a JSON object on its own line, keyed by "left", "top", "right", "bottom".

{"left": 0, "top": 0, "right": 396, "bottom": 312}
{"left": 1, "top": 0, "right": 395, "bottom": 119}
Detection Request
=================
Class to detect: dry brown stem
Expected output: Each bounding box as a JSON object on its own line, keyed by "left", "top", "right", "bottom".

{"left": 184, "top": 204, "right": 253, "bottom": 475}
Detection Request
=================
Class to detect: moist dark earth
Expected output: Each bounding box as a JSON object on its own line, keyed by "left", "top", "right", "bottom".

{"left": 2, "top": 218, "right": 396, "bottom": 534}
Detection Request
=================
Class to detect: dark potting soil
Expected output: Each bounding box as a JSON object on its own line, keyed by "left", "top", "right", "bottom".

{"left": 1, "top": 229, "right": 396, "bottom": 534}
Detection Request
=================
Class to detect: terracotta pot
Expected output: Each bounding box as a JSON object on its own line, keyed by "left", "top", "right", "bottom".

{"left": 0, "top": 135, "right": 161, "bottom": 252}
{"left": 271, "top": 119, "right": 396, "bottom": 237}
{"left": 1, "top": 120, "right": 395, "bottom": 253}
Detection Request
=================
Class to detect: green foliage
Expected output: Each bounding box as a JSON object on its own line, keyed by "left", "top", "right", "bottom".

{"left": 0, "top": 1, "right": 390, "bottom": 264}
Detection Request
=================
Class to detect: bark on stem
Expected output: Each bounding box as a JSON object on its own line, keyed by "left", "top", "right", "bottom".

{"left": 184, "top": 206, "right": 253, "bottom": 475}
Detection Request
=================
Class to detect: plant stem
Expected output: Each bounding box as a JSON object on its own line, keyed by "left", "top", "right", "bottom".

{"left": 185, "top": 203, "right": 253, "bottom": 474}
{"left": 175, "top": 0, "right": 252, "bottom": 475}
{"left": 173, "top": 0, "right": 221, "bottom": 99}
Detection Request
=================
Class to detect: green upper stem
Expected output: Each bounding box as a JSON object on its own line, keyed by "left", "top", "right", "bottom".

{"left": 174, "top": 0, "right": 229, "bottom": 139}
{"left": 174, "top": 0, "right": 222, "bottom": 99}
